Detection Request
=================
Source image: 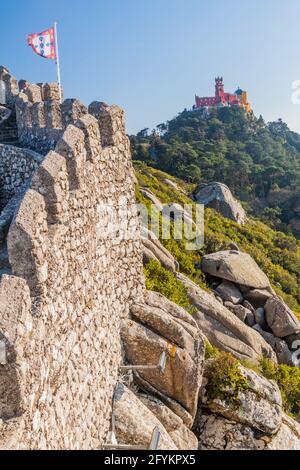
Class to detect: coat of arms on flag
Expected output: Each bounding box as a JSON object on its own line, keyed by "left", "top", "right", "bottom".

{"left": 27, "top": 27, "right": 56, "bottom": 59}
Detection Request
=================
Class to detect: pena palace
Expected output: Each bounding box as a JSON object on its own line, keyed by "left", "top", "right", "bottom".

{"left": 194, "top": 77, "right": 251, "bottom": 113}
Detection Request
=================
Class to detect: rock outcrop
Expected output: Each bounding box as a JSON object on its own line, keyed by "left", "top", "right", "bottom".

{"left": 141, "top": 226, "right": 179, "bottom": 272}
{"left": 198, "top": 413, "right": 300, "bottom": 450}
{"left": 265, "top": 296, "right": 300, "bottom": 338}
{"left": 192, "top": 182, "right": 246, "bottom": 224}
{"left": 112, "top": 384, "right": 177, "bottom": 450}
{"left": 177, "top": 273, "right": 276, "bottom": 363}
{"left": 121, "top": 291, "right": 205, "bottom": 421}
{"left": 202, "top": 250, "right": 270, "bottom": 289}
{"left": 254, "top": 325, "right": 293, "bottom": 365}
{"left": 202, "top": 364, "right": 282, "bottom": 435}
{"left": 139, "top": 394, "right": 198, "bottom": 450}
{"left": 140, "top": 189, "right": 163, "bottom": 210}
{"left": 163, "top": 178, "right": 185, "bottom": 194}
{"left": 201, "top": 249, "right": 299, "bottom": 365}
{"left": 197, "top": 358, "right": 300, "bottom": 450}
{"left": 215, "top": 280, "right": 243, "bottom": 304}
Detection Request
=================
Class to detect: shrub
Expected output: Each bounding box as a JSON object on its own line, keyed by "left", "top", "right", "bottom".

{"left": 144, "top": 260, "right": 190, "bottom": 308}
{"left": 205, "top": 352, "right": 249, "bottom": 406}
{"left": 204, "top": 341, "right": 219, "bottom": 359}
{"left": 260, "top": 358, "right": 300, "bottom": 419}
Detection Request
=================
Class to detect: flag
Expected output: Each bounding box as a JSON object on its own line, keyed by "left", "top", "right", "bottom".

{"left": 27, "top": 27, "right": 56, "bottom": 60}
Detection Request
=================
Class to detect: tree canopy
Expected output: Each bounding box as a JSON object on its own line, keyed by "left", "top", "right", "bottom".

{"left": 131, "top": 107, "right": 300, "bottom": 234}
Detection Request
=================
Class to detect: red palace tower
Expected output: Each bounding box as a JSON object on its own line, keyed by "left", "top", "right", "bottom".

{"left": 195, "top": 77, "right": 251, "bottom": 113}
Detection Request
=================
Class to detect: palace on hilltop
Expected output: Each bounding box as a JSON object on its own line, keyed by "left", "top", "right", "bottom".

{"left": 194, "top": 77, "right": 251, "bottom": 113}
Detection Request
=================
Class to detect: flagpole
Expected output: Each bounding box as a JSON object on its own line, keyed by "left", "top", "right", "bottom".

{"left": 54, "top": 21, "right": 62, "bottom": 103}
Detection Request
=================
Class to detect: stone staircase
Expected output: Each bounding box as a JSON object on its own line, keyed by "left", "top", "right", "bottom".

{"left": 0, "top": 129, "right": 19, "bottom": 146}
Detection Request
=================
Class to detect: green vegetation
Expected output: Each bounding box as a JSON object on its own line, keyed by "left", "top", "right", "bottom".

{"left": 260, "top": 358, "right": 300, "bottom": 419}
{"left": 135, "top": 163, "right": 209, "bottom": 291}
{"left": 135, "top": 163, "right": 300, "bottom": 315}
{"left": 205, "top": 352, "right": 250, "bottom": 406}
{"left": 144, "top": 259, "right": 190, "bottom": 308}
{"left": 204, "top": 341, "right": 220, "bottom": 360}
{"left": 204, "top": 348, "right": 300, "bottom": 419}
{"left": 134, "top": 112, "right": 300, "bottom": 421}
{"left": 131, "top": 107, "right": 300, "bottom": 233}
{"left": 136, "top": 161, "right": 300, "bottom": 419}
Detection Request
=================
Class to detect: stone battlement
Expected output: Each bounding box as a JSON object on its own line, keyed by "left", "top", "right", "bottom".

{"left": 0, "top": 67, "right": 19, "bottom": 108}
{"left": 0, "top": 68, "right": 127, "bottom": 154}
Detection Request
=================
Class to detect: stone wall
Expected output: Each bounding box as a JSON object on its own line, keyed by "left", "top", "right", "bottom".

{"left": 0, "top": 102, "right": 145, "bottom": 449}
{"left": 0, "top": 144, "right": 43, "bottom": 210}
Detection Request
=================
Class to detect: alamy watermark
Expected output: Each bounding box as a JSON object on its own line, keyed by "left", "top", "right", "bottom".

{"left": 96, "top": 197, "right": 204, "bottom": 251}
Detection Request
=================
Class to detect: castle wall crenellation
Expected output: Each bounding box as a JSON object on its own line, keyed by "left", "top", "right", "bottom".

{"left": 0, "top": 67, "right": 19, "bottom": 107}
{"left": 15, "top": 90, "right": 65, "bottom": 153}
{"left": 0, "top": 67, "right": 145, "bottom": 449}
{"left": 14, "top": 92, "right": 126, "bottom": 154}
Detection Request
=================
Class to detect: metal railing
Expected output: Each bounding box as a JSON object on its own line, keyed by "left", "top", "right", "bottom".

{"left": 119, "top": 351, "right": 167, "bottom": 375}
{"left": 101, "top": 351, "right": 168, "bottom": 450}
{"left": 101, "top": 426, "right": 161, "bottom": 451}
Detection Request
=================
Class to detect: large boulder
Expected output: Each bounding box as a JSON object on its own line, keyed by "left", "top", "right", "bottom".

{"left": 202, "top": 250, "right": 271, "bottom": 289}
{"left": 215, "top": 280, "right": 243, "bottom": 304}
{"left": 253, "top": 325, "right": 293, "bottom": 365}
{"left": 198, "top": 413, "right": 266, "bottom": 450}
{"left": 265, "top": 296, "right": 300, "bottom": 338}
{"left": 244, "top": 288, "right": 273, "bottom": 308}
{"left": 198, "top": 413, "right": 300, "bottom": 450}
{"left": 266, "top": 414, "right": 300, "bottom": 450}
{"left": 139, "top": 394, "right": 198, "bottom": 450}
{"left": 202, "top": 364, "right": 282, "bottom": 435}
{"left": 134, "top": 373, "right": 194, "bottom": 428}
{"left": 121, "top": 291, "right": 205, "bottom": 420}
{"left": 112, "top": 384, "right": 177, "bottom": 450}
{"left": 192, "top": 182, "right": 246, "bottom": 224}
{"left": 177, "top": 273, "right": 276, "bottom": 363}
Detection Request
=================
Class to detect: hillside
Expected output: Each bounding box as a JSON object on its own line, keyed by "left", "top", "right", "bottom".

{"left": 135, "top": 162, "right": 300, "bottom": 315}
{"left": 135, "top": 162, "right": 300, "bottom": 421}
{"left": 131, "top": 107, "right": 300, "bottom": 236}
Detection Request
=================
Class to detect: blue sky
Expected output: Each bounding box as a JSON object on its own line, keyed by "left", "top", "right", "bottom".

{"left": 2, "top": 0, "right": 300, "bottom": 134}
